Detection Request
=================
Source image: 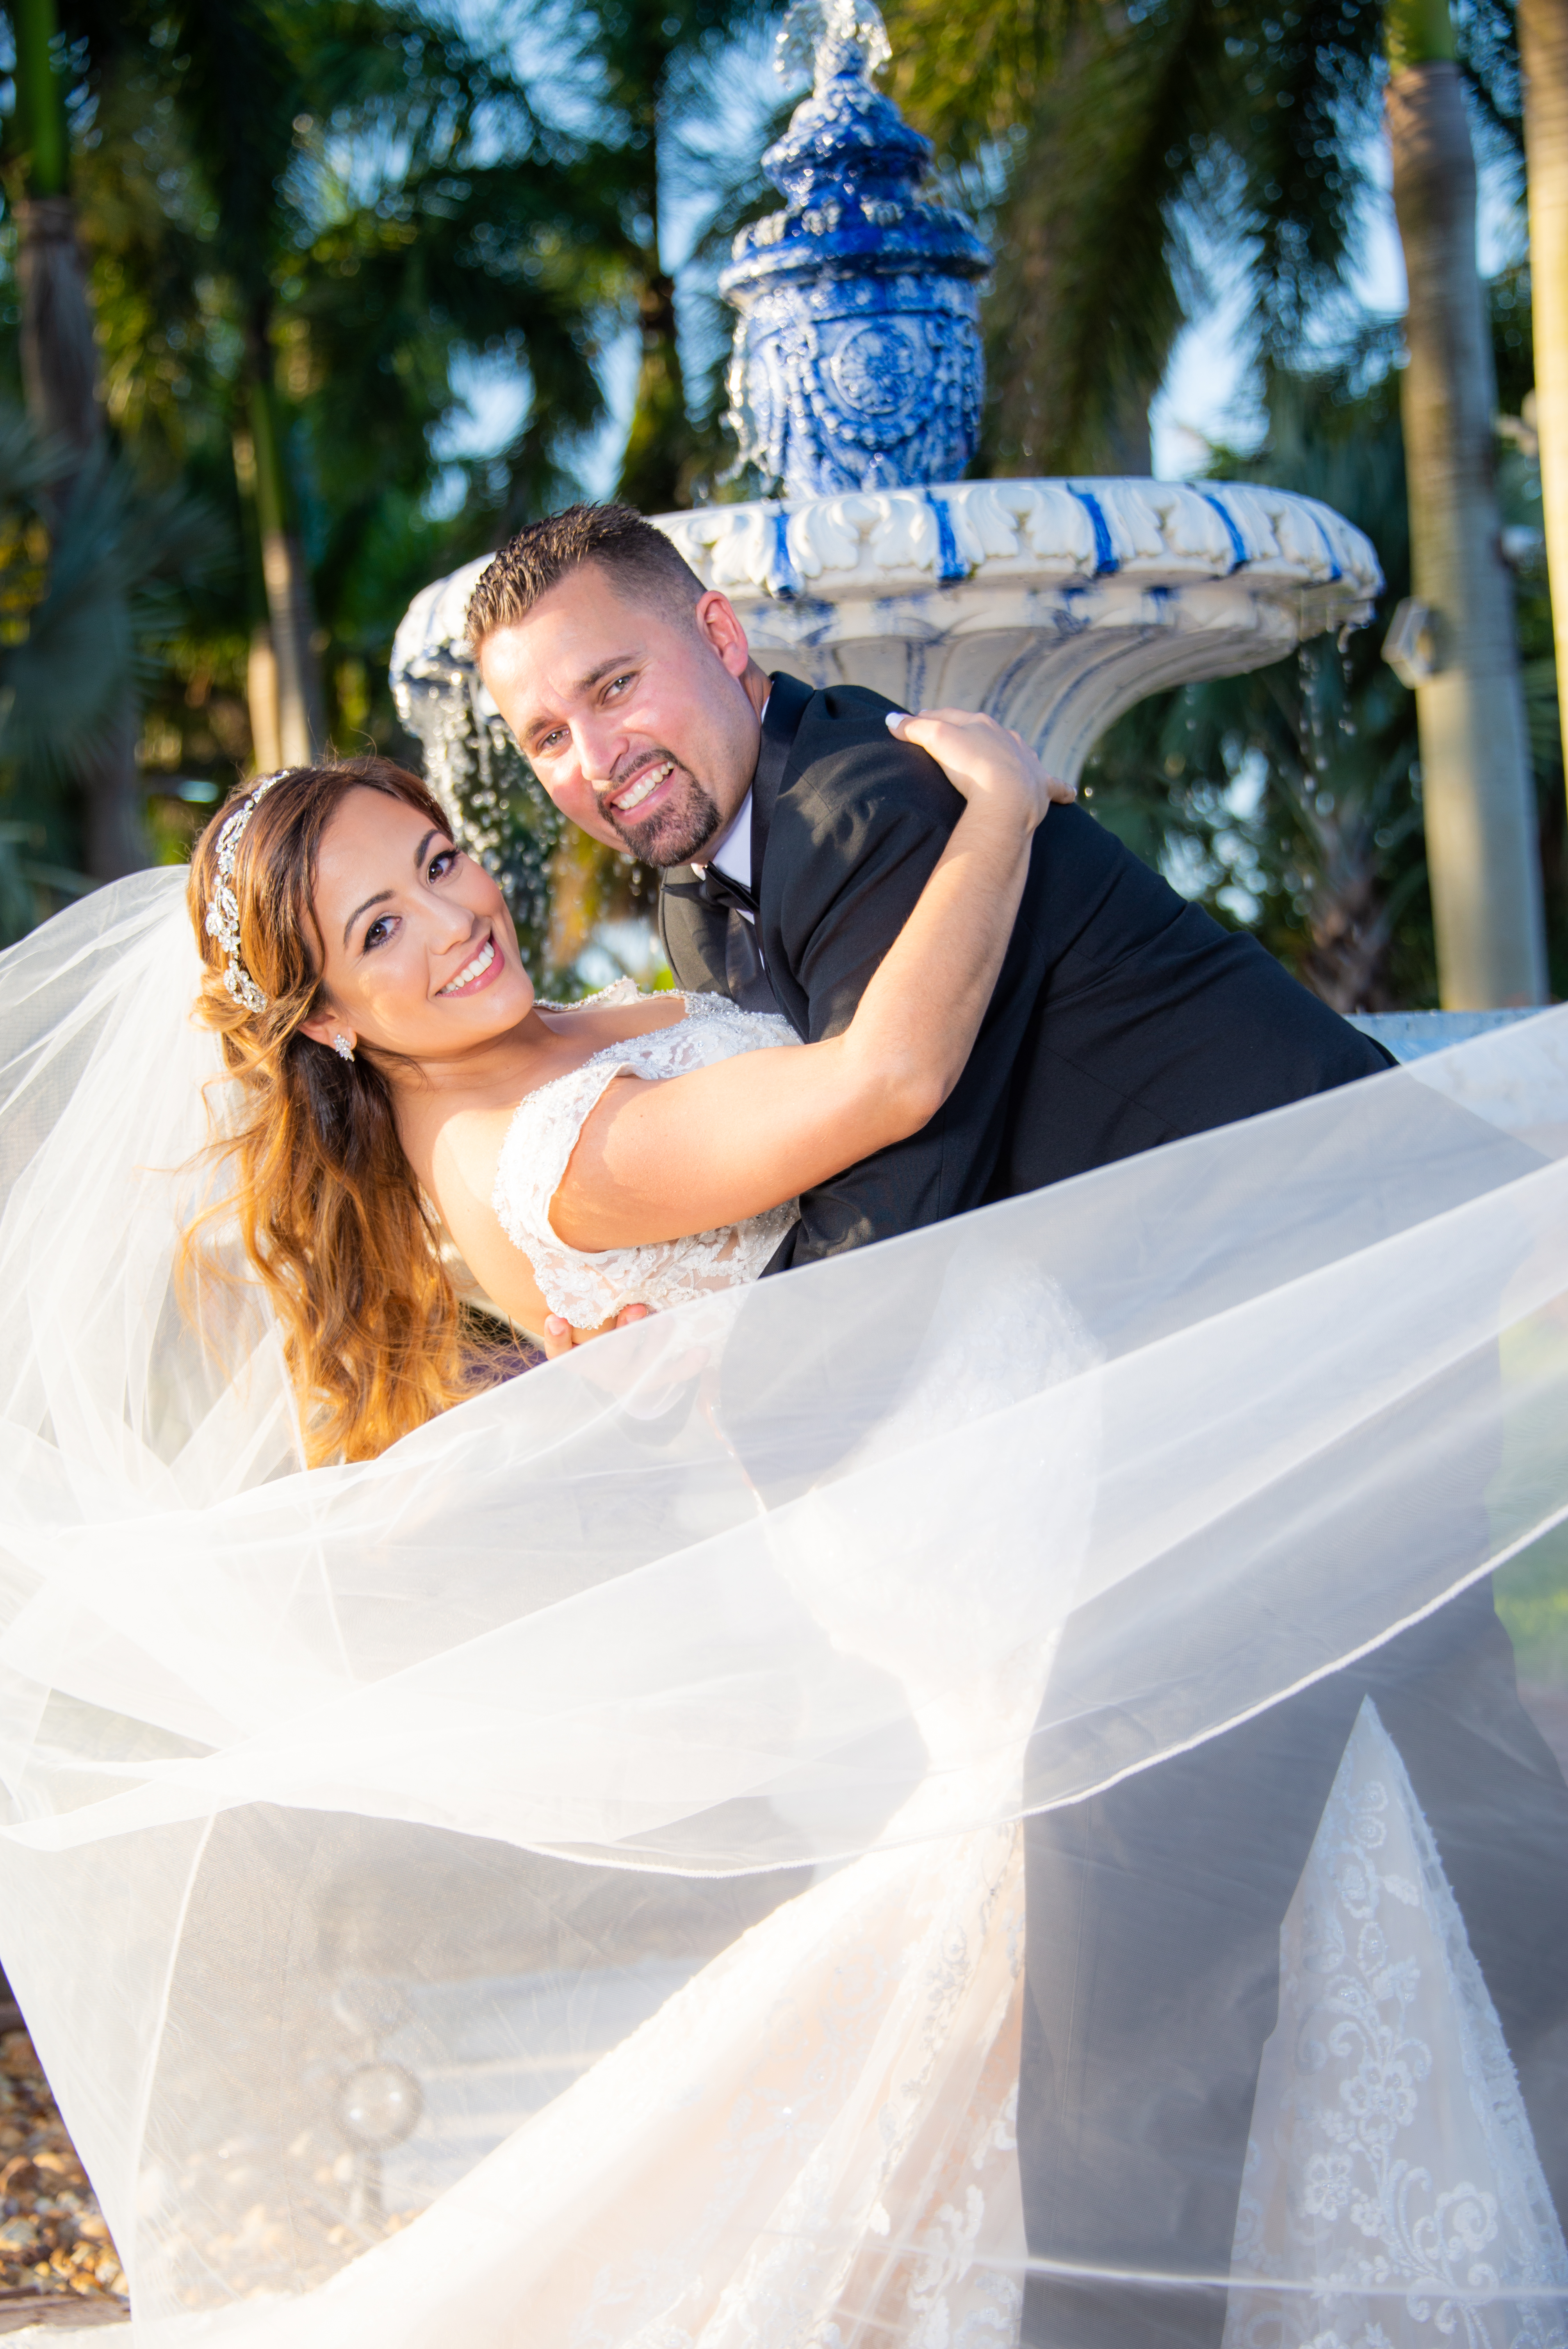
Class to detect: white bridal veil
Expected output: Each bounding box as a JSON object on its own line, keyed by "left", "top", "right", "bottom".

{"left": 1, "top": 870, "right": 1567, "bottom": 2345}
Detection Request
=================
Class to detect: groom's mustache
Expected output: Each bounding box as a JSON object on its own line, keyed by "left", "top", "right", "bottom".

{"left": 593, "top": 747, "right": 723, "bottom": 866}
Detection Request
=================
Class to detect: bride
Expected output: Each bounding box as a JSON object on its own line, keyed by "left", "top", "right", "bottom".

{"left": 0, "top": 715, "right": 1566, "bottom": 2346}
{"left": 184, "top": 711, "right": 1066, "bottom": 1454}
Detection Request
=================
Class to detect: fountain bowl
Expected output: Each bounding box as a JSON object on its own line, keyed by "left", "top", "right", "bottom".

{"left": 392, "top": 476, "right": 1381, "bottom": 797}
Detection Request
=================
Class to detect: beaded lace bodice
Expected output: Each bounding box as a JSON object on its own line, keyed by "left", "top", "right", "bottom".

{"left": 493, "top": 979, "right": 800, "bottom": 1326}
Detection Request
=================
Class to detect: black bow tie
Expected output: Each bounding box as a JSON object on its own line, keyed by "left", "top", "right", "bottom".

{"left": 698, "top": 866, "right": 759, "bottom": 920}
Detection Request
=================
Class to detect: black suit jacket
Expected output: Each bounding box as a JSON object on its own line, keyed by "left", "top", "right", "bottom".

{"left": 659, "top": 674, "right": 1393, "bottom": 1271}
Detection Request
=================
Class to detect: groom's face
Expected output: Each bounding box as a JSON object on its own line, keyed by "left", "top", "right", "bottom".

{"left": 479, "top": 566, "right": 763, "bottom": 866}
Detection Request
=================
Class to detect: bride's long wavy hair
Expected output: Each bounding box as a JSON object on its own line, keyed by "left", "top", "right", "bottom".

{"left": 182, "top": 757, "right": 482, "bottom": 1465}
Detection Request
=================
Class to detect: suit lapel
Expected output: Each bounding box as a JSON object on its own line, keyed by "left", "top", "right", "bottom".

{"left": 750, "top": 672, "right": 815, "bottom": 1036}
{"left": 750, "top": 670, "right": 813, "bottom": 882}
{"left": 657, "top": 871, "right": 729, "bottom": 994}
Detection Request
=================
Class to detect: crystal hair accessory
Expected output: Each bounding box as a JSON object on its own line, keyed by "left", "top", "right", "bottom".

{"left": 204, "top": 773, "right": 285, "bottom": 1013}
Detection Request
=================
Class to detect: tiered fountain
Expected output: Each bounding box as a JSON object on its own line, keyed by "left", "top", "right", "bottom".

{"left": 390, "top": 0, "right": 1513, "bottom": 1056}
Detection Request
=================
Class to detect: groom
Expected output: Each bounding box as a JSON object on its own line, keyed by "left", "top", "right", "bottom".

{"left": 472, "top": 504, "right": 1392, "bottom": 1256}
{"left": 470, "top": 503, "right": 1568, "bottom": 2340}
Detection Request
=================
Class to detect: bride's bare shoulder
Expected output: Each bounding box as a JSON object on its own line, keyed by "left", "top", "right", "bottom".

{"left": 535, "top": 981, "right": 687, "bottom": 1049}
{"left": 413, "top": 985, "right": 688, "bottom": 1214}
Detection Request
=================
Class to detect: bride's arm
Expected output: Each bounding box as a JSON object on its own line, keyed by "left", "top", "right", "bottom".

{"left": 550, "top": 710, "right": 1066, "bottom": 1252}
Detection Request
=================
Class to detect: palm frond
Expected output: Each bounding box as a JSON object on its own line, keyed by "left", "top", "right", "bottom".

{"left": 983, "top": 4, "right": 1205, "bottom": 472}
{"left": 0, "top": 422, "right": 230, "bottom": 791}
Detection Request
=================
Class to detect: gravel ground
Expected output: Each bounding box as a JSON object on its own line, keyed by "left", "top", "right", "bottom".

{"left": 0, "top": 2031, "right": 125, "bottom": 2332}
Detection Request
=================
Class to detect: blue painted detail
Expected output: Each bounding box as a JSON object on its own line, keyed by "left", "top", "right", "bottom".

{"left": 720, "top": 1, "right": 990, "bottom": 500}
{"left": 984, "top": 642, "right": 1046, "bottom": 715}
{"left": 927, "top": 492, "right": 966, "bottom": 583}
{"left": 1051, "top": 588, "right": 1094, "bottom": 638}
{"left": 1068, "top": 488, "right": 1118, "bottom": 575}
{"left": 788, "top": 598, "right": 845, "bottom": 649}
{"left": 766, "top": 510, "right": 802, "bottom": 600}
{"left": 1306, "top": 508, "right": 1342, "bottom": 584}
{"left": 1199, "top": 491, "right": 1248, "bottom": 574}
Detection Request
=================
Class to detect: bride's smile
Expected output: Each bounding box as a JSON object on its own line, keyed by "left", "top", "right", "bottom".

{"left": 437, "top": 933, "right": 501, "bottom": 996}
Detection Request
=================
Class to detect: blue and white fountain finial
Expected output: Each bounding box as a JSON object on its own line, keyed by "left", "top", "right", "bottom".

{"left": 720, "top": 0, "right": 990, "bottom": 499}
{"left": 775, "top": 0, "right": 891, "bottom": 91}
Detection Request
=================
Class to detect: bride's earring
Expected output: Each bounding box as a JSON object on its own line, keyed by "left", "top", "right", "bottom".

{"left": 333, "top": 1033, "right": 355, "bottom": 1062}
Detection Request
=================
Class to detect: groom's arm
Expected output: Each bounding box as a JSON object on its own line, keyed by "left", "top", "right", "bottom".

{"left": 772, "top": 742, "right": 962, "bottom": 1041}
{"left": 761, "top": 724, "right": 1038, "bottom": 1270}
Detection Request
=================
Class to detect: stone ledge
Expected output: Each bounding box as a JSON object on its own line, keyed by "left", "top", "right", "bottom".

{"left": 659, "top": 479, "right": 1380, "bottom": 605}
{"left": 1349, "top": 1009, "right": 1552, "bottom": 1061}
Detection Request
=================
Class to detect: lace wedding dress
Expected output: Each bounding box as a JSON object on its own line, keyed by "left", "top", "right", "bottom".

{"left": 493, "top": 982, "right": 800, "bottom": 1323}
{"left": 1226, "top": 1701, "right": 1568, "bottom": 2349}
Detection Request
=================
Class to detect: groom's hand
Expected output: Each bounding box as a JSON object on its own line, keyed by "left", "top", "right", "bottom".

{"left": 541, "top": 1303, "right": 650, "bottom": 1359}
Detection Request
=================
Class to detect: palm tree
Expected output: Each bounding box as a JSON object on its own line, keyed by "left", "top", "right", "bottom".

{"left": 52, "top": 0, "right": 625, "bottom": 771}
{"left": 1087, "top": 351, "right": 1435, "bottom": 1011}
{"left": 8, "top": 0, "right": 151, "bottom": 877}
{"left": 51, "top": 0, "right": 322, "bottom": 769}
{"left": 529, "top": 0, "right": 776, "bottom": 513}
{"left": 886, "top": 0, "right": 1548, "bottom": 1006}
{"left": 1519, "top": 0, "right": 1568, "bottom": 816}
{"left": 1386, "top": 0, "right": 1547, "bottom": 1002}
{"left": 153, "top": 0, "right": 325, "bottom": 768}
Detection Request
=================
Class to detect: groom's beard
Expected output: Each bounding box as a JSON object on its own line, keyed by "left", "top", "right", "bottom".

{"left": 597, "top": 750, "right": 724, "bottom": 868}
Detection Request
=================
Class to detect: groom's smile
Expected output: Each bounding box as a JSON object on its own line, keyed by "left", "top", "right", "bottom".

{"left": 608, "top": 754, "right": 674, "bottom": 816}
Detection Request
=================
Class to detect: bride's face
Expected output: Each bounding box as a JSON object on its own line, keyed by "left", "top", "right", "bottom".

{"left": 298, "top": 788, "right": 533, "bottom": 1062}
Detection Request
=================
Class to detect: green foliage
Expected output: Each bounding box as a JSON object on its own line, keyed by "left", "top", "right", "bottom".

{"left": 0, "top": 0, "right": 786, "bottom": 913}
{"left": 0, "top": 396, "right": 227, "bottom": 891}
{"left": 1082, "top": 296, "right": 1563, "bottom": 1011}
{"left": 884, "top": 0, "right": 1523, "bottom": 473}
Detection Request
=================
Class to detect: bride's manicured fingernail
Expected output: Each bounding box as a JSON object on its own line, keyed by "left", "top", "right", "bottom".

{"left": 884, "top": 711, "right": 911, "bottom": 732}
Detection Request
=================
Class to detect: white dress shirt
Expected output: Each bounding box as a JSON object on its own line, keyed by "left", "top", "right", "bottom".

{"left": 704, "top": 789, "right": 755, "bottom": 908}
{"left": 693, "top": 688, "right": 768, "bottom": 954}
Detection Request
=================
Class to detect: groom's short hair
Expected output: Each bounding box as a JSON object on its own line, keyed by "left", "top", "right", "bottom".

{"left": 467, "top": 503, "right": 705, "bottom": 651}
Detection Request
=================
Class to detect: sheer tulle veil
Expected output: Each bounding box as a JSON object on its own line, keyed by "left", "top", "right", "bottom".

{"left": 2, "top": 870, "right": 1568, "bottom": 2342}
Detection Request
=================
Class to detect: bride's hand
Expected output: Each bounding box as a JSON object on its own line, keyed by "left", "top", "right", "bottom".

{"left": 886, "top": 708, "right": 1076, "bottom": 832}
{"left": 541, "top": 1302, "right": 650, "bottom": 1359}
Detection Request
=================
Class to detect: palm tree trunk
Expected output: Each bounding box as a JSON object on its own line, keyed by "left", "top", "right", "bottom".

{"left": 613, "top": 97, "right": 692, "bottom": 515}
{"left": 11, "top": 0, "right": 91, "bottom": 451}
{"left": 1386, "top": 0, "right": 1548, "bottom": 1005}
{"left": 231, "top": 422, "right": 284, "bottom": 772}
{"left": 1519, "top": 0, "right": 1568, "bottom": 818}
{"left": 15, "top": 196, "right": 96, "bottom": 455}
{"left": 242, "top": 340, "right": 323, "bottom": 768}
{"left": 13, "top": 0, "right": 144, "bottom": 882}
{"left": 245, "top": 626, "right": 284, "bottom": 773}
{"left": 616, "top": 267, "right": 691, "bottom": 513}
